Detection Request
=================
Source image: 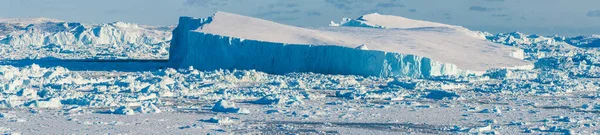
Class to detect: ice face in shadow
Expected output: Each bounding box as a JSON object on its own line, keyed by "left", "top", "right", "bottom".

{"left": 169, "top": 12, "right": 532, "bottom": 77}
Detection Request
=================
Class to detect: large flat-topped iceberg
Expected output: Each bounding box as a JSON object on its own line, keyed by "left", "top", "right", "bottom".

{"left": 169, "top": 11, "right": 532, "bottom": 77}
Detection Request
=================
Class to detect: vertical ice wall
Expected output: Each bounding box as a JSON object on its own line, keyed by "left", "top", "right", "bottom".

{"left": 169, "top": 16, "right": 213, "bottom": 65}
{"left": 169, "top": 17, "right": 481, "bottom": 77}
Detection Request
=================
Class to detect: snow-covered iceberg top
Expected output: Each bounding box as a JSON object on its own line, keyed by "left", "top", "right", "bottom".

{"left": 169, "top": 11, "right": 532, "bottom": 77}
{"left": 330, "top": 13, "right": 490, "bottom": 40}
{"left": 330, "top": 13, "right": 456, "bottom": 29}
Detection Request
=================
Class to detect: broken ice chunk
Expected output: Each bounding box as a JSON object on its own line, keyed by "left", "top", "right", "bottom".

{"left": 203, "top": 117, "right": 236, "bottom": 124}
{"left": 252, "top": 95, "right": 284, "bottom": 105}
{"left": 114, "top": 106, "right": 135, "bottom": 115}
{"left": 135, "top": 103, "right": 162, "bottom": 114}
{"left": 211, "top": 100, "right": 249, "bottom": 114}
{"left": 28, "top": 98, "right": 62, "bottom": 108}
{"left": 424, "top": 90, "right": 459, "bottom": 100}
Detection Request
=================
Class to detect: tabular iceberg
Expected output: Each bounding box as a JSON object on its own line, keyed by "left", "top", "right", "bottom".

{"left": 169, "top": 12, "right": 532, "bottom": 77}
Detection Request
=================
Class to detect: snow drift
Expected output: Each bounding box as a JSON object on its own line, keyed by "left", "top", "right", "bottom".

{"left": 169, "top": 12, "right": 532, "bottom": 77}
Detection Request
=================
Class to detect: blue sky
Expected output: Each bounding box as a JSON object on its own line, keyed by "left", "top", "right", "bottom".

{"left": 1, "top": 0, "right": 599, "bottom": 36}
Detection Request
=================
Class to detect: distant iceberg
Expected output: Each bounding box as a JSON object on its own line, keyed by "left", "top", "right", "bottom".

{"left": 169, "top": 11, "right": 532, "bottom": 77}
{"left": 0, "top": 18, "right": 171, "bottom": 46}
{"left": 0, "top": 18, "right": 173, "bottom": 59}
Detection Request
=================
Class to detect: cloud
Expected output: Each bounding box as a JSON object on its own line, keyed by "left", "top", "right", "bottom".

{"left": 520, "top": 16, "right": 527, "bottom": 20}
{"left": 267, "top": 3, "right": 298, "bottom": 8}
{"left": 588, "top": 10, "right": 600, "bottom": 17}
{"left": 325, "top": 0, "right": 354, "bottom": 10}
{"left": 469, "top": 6, "right": 501, "bottom": 12}
{"left": 274, "top": 17, "right": 297, "bottom": 21}
{"left": 325, "top": 0, "right": 375, "bottom": 11}
{"left": 491, "top": 14, "right": 508, "bottom": 17}
{"left": 254, "top": 11, "right": 283, "bottom": 17}
{"left": 326, "top": 0, "right": 412, "bottom": 14}
{"left": 443, "top": 13, "right": 452, "bottom": 19}
{"left": 255, "top": 9, "right": 302, "bottom": 17}
{"left": 375, "top": 2, "right": 405, "bottom": 8}
{"left": 254, "top": 2, "right": 303, "bottom": 18}
{"left": 184, "top": 0, "right": 231, "bottom": 7}
{"left": 104, "top": 10, "right": 125, "bottom": 15}
{"left": 307, "top": 11, "right": 322, "bottom": 16}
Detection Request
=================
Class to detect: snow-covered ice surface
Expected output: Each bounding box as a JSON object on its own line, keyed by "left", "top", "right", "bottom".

{"left": 169, "top": 12, "right": 531, "bottom": 77}
{"left": 2, "top": 12, "right": 600, "bottom": 134}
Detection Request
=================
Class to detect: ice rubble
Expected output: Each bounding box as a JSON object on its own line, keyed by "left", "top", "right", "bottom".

{"left": 0, "top": 18, "right": 172, "bottom": 59}
{"left": 0, "top": 63, "right": 492, "bottom": 111}
{"left": 0, "top": 18, "right": 171, "bottom": 46}
{"left": 487, "top": 32, "right": 600, "bottom": 48}
{"left": 203, "top": 117, "right": 237, "bottom": 124}
{"left": 169, "top": 12, "right": 531, "bottom": 77}
{"left": 1, "top": 59, "right": 599, "bottom": 133}
{"left": 211, "top": 100, "right": 250, "bottom": 114}
{"left": 483, "top": 31, "right": 600, "bottom": 80}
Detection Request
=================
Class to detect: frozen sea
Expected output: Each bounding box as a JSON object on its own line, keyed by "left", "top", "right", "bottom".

{"left": 0, "top": 13, "right": 600, "bottom": 134}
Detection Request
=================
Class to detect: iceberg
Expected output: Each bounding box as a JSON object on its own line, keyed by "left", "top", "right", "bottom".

{"left": 486, "top": 32, "right": 600, "bottom": 48}
{"left": 0, "top": 18, "right": 171, "bottom": 46}
{"left": 169, "top": 12, "right": 532, "bottom": 77}
{"left": 0, "top": 18, "right": 173, "bottom": 59}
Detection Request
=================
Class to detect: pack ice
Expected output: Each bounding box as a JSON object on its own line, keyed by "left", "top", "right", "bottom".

{"left": 0, "top": 18, "right": 171, "bottom": 46}
{"left": 0, "top": 18, "right": 172, "bottom": 60}
{"left": 169, "top": 12, "right": 532, "bottom": 77}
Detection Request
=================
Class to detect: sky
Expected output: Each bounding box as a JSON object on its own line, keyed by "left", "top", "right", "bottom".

{"left": 1, "top": 0, "right": 599, "bottom": 36}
